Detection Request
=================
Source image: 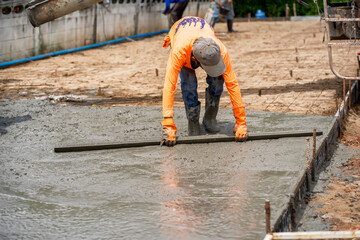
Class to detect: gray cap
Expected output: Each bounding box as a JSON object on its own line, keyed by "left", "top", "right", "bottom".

{"left": 193, "top": 37, "right": 226, "bottom": 77}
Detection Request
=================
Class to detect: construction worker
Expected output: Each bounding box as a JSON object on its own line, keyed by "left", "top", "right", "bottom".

{"left": 161, "top": 16, "right": 247, "bottom": 147}
{"left": 163, "top": 0, "right": 189, "bottom": 25}
{"left": 210, "top": 0, "right": 237, "bottom": 33}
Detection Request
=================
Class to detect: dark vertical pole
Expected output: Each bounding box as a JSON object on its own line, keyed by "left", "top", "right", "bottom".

{"left": 343, "top": 78, "right": 346, "bottom": 114}
{"left": 285, "top": 3, "right": 289, "bottom": 17}
{"left": 265, "top": 200, "right": 271, "bottom": 234}
{"left": 312, "top": 128, "right": 317, "bottom": 181}
{"left": 349, "top": 79, "right": 351, "bottom": 110}
{"left": 93, "top": 3, "right": 97, "bottom": 44}
{"left": 134, "top": 2, "right": 140, "bottom": 35}
{"left": 306, "top": 137, "right": 312, "bottom": 189}
{"left": 196, "top": 0, "right": 200, "bottom": 17}
{"left": 312, "top": 128, "right": 317, "bottom": 161}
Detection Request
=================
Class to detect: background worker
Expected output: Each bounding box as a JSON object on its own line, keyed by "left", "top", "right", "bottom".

{"left": 163, "top": 0, "right": 189, "bottom": 25}
{"left": 161, "top": 16, "right": 247, "bottom": 147}
{"left": 210, "top": 0, "right": 237, "bottom": 33}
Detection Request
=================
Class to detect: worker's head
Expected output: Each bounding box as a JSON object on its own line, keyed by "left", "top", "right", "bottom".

{"left": 192, "top": 37, "right": 226, "bottom": 77}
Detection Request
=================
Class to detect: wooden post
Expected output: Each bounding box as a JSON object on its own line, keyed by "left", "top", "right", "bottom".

{"left": 286, "top": 3, "right": 290, "bottom": 17}
{"left": 343, "top": 79, "right": 346, "bottom": 114}
{"left": 336, "top": 94, "right": 338, "bottom": 110}
{"left": 312, "top": 128, "right": 317, "bottom": 161}
{"left": 338, "top": 107, "right": 342, "bottom": 138}
{"left": 306, "top": 138, "right": 312, "bottom": 189}
{"left": 265, "top": 200, "right": 271, "bottom": 234}
{"left": 349, "top": 79, "right": 351, "bottom": 110}
{"left": 293, "top": 2, "right": 297, "bottom": 17}
{"left": 312, "top": 128, "right": 317, "bottom": 180}
{"left": 248, "top": 12, "right": 251, "bottom": 22}
{"left": 357, "top": 80, "right": 359, "bottom": 102}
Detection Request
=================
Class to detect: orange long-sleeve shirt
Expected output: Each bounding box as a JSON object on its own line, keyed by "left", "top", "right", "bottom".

{"left": 162, "top": 16, "right": 245, "bottom": 121}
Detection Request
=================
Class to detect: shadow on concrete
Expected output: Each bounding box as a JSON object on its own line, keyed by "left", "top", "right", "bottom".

{"left": 0, "top": 115, "right": 32, "bottom": 134}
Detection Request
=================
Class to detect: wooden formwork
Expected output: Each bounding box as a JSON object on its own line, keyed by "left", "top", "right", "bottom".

{"left": 265, "top": 79, "right": 360, "bottom": 238}
{"left": 264, "top": 230, "right": 360, "bottom": 240}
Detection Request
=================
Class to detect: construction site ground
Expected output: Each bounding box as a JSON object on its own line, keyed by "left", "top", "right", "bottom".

{"left": 1, "top": 19, "right": 360, "bottom": 238}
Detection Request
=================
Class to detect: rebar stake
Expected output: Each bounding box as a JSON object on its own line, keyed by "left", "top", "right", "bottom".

{"left": 312, "top": 128, "right": 317, "bottom": 181}
{"left": 312, "top": 128, "right": 317, "bottom": 161}
{"left": 306, "top": 138, "right": 311, "bottom": 189}
{"left": 265, "top": 200, "right": 271, "bottom": 234}
{"left": 335, "top": 93, "right": 339, "bottom": 110}
{"left": 338, "top": 111, "right": 342, "bottom": 138}
{"left": 349, "top": 79, "right": 351, "bottom": 110}
{"left": 343, "top": 79, "right": 346, "bottom": 114}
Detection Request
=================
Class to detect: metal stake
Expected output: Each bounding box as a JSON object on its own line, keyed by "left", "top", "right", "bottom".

{"left": 349, "top": 79, "right": 351, "bottom": 109}
{"left": 312, "top": 128, "right": 317, "bottom": 181}
{"left": 343, "top": 78, "right": 346, "bottom": 114}
{"left": 306, "top": 138, "right": 311, "bottom": 189}
{"left": 265, "top": 200, "right": 271, "bottom": 234}
{"left": 312, "top": 128, "right": 317, "bottom": 162}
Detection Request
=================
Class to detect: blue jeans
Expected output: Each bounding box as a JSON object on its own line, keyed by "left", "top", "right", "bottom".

{"left": 180, "top": 66, "right": 224, "bottom": 107}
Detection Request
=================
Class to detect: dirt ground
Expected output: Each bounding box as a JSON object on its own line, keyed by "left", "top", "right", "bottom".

{"left": 0, "top": 20, "right": 359, "bottom": 115}
{"left": 1, "top": 20, "right": 360, "bottom": 232}
{"left": 304, "top": 106, "right": 360, "bottom": 231}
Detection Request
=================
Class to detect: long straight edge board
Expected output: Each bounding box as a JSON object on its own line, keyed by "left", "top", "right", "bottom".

{"left": 54, "top": 131, "right": 323, "bottom": 153}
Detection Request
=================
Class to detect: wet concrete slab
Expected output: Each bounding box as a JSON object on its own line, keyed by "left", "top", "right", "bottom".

{"left": 0, "top": 99, "right": 334, "bottom": 239}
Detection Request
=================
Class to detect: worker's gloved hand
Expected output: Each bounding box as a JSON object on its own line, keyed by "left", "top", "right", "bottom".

{"left": 234, "top": 124, "right": 248, "bottom": 142}
{"left": 161, "top": 117, "right": 177, "bottom": 147}
{"left": 233, "top": 107, "right": 248, "bottom": 142}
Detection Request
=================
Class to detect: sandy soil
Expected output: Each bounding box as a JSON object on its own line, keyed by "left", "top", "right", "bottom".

{"left": 1, "top": 20, "right": 360, "bottom": 232}
{"left": 303, "top": 106, "right": 360, "bottom": 231}
{"left": 0, "top": 20, "right": 358, "bottom": 116}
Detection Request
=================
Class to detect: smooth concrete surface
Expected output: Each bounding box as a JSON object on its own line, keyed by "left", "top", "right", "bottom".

{"left": 0, "top": 99, "right": 334, "bottom": 239}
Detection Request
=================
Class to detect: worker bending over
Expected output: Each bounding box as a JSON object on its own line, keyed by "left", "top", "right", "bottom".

{"left": 161, "top": 16, "right": 247, "bottom": 146}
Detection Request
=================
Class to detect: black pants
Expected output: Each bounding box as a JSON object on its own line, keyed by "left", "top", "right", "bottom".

{"left": 170, "top": 0, "right": 189, "bottom": 24}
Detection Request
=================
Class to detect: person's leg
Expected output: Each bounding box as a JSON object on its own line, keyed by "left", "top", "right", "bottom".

{"left": 210, "top": 17, "right": 217, "bottom": 28}
{"left": 227, "top": 19, "right": 237, "bottom": 32}
{"left": 180, "top": 67, "right": 201, "bottom": 135}
{"left": 177, "top": 0, "right": 189, "bottom": 19}
{"left": 207, "top": 74, "right": 224, "bottom": 96}
{"left": 226, "top": 9, "right": 237, "bottom": 33}
{"left": 171, "top": 0, "right": 189, "bottom": 24}
{"left": 203, "top": 75, "right": 224, "bottom": 133}
{"left": 211, "top": 4, "right": 220, "bottom": 28}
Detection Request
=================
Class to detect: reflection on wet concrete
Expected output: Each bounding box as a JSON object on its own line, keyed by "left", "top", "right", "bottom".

{"left": 0, "top": 114, "right": 31, "bottom": 134}
{"left": 0, "top": 100, "right": 335, "bottom": 239}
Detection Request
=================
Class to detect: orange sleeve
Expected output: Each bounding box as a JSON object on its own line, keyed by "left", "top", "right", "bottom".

{"left": 222, "top": 52, "right": 246, "bottom": 122}
{"left": 163, "top": 35, "right": 171, "bottom": 48}
{"left": 162, "top": 52, "right": 183, "bottom": 118}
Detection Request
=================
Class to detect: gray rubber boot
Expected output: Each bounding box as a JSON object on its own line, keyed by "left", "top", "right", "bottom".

{"left": 202, "top": 89, "right": 220, "bottom": 133}
{"left": 210, "top": 17, "right": 216, "bottom": 28}
{"left": 227, "top": 19, "right": 237, "bottom": 33}
{"left": 185, "top": 103, "right": 201, "bottom": 136}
